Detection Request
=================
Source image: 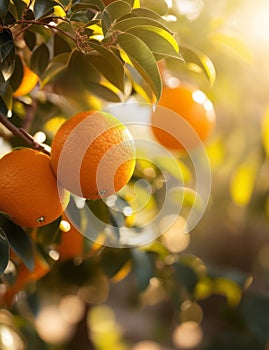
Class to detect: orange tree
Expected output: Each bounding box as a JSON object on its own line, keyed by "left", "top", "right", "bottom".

{"left": 0, "top": 0, "right": 269, "bottom": 349}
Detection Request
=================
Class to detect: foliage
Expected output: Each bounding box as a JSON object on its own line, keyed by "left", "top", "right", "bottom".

{"left": 0, "top": 0, "right": 269, "bottom": 349}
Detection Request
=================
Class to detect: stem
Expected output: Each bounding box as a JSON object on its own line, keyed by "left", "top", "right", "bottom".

{"left": 13, "top": 19, "right": 77, "bottom": 44}
{"left": 0, "top": 113, "right": 50, "bottom": 156}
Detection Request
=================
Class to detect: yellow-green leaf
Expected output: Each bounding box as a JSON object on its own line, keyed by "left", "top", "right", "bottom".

{"left": 117, "top": 32, "right": 162, "bottom": 101}
{"left": 126, "top": 25, "right": 182, "bottom": 60}
{"left": 230, "top": 156, "right": 258, "bottom": 206}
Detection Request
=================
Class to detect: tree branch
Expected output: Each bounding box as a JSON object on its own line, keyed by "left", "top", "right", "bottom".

{"left": 0, "top": 113, "right": 50, "bottom": 156}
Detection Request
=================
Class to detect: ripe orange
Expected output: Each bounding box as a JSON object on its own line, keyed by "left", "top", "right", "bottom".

{"left": 50, "top": 111, "right": 136, "bottom": 200}
{"left": 151, "top": 84, "right": 216, "bottom": 151}
{"left": 13, "top": 64, "right": 39, "bottom": 97}
{"left": 0, "top": 148, "right": 68, "bottom": 228}
{"left": 56, "top": 215, "right": 84, "bottom": 261}
{"left": 4, "top": 252, "right": 50, "bottom": 306}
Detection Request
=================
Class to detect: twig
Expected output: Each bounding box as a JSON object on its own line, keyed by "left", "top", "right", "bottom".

{"left": 0, "top": 112, "right": 50, "bottom": 155}
{"left": 11, "top": 19, "right": 77, "bottom": 44}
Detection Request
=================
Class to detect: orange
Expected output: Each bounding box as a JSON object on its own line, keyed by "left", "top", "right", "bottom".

{"left": 4, "top": 252, "right": 50, "bottom": 306}
{"left": 50, "top": 111, "right": 136, "bottom": 200}
{"left": 56, "top": 214, "right": 84, "bottom": 261}
{"left": 0, "top": 148, "right": 68, "bottom": 228}
{"left": 13, "top": 64, "right": 39, "bottom": 97}
{"left": 151, "top": 84, "right": 216, "bottom": 151}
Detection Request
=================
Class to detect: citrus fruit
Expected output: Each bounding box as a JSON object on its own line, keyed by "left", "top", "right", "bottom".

{"left": 4, "top": 252, "right": 50, "bottom": 306}
{"left": 151, "top": 84, "right": 216, "bottom": 151}
{"left": 0, "top": 148, "right": 68, "bottom": 228}
{"left": 50, "top": 111, "right": 136, "bottom": 200}
{"left": 13, "top": 64, "right": 39, "bottom": 97}
{"left": 57, "top": 215, "right": 84, "bottom": 261}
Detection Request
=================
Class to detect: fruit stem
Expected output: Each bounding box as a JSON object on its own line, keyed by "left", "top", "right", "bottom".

{"left": 0, "top": 112, "right": 50, "bottom": 155}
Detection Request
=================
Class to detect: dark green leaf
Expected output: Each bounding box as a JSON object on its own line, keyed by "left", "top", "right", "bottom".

{"left": 131, "top": 249, "right": 154, "bottom": 291}
{"left": 88, "top": 42, "right": 125, "bottom": 91}
{"left": 100, "top": 248, "right": 130, "bottom": 278}
{"left": 0, "top": 227, "right": 9, "bottom": 275}
{"left": 0, "top": 83, "right": 13, "bottom": 111}
{"left": 30, "top": 43, "right": 50, "bottom": 76}
{"left": 24, "top": 30, "right": 36, "bottom": 51}
{"left": 33, "top": 0, "right": 59, "bottom": 19}
{"left": 71, "top": 0, "right": 105, "bottom": 12}
{"left": 54, "top": 33, "right": 72, "bottom": 56}
{"left": 0, "top": 215, "right": 34, "bottom": 271}
{"left": 27, "top": 24, "right": 52, "bottom": 43}
{"left": 12, "top": 0, "right": 28, "bottom": 19}
{"left": 126, "top": 25, "right": 182, "bottom": 60}
{"left": 0, "top": 96, "right": 7, "bottom": 115}
{"left": 55, "top": 0, "right": 71, "bottom": 8}
{"left": 36, "top": 216, "right": 61, "bottom": 246}
{"left": 104, "top": 1, "right": 132, "bottom": 23}
{"left": 6, "top": 2, "right": 19, "bottom": 21}
{"left": 87, "top": 81, "right": 121, "bottom": 102}
{"left": 41, "top": 52, "right": 71, "bottom": 86}
{"left": 101, "top": 8, "right": 111, "bottom": 35}
{"left": 113, "top": 16, "right": 172, "bottom": 33}
{"left": 0, "top": 29, "right": 14, "bottom": 61}
{"left": 86, "top": 199, "right": 110, "bottom": 225}
{"left": 0, "top": 0, "right": 9, "bottom": 23}
{"left": 242, "top": 294, "right": 269, "bottom": 342}
{"left": 117, "top": 32, "right": 162, "bottom": 101}
{"left": 174, "top": 262, "right": 198, "bottom": 294}
{"left": 180, "top": 45, "right": 216, "bottom": 86}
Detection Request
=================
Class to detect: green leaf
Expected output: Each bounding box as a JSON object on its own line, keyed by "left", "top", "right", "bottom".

{"left": 0, "top": 227, "right": 9, "bottom": 275}
{"left": 0, "top": 96, "right": 8, "bottom": 115}
{"left": 154, "top": 156, "right": 192, "bottom": 183}
{"left": 138, "top": 0, "right": 168, "bottom": 15}
{"left": 33, "top": 0, "right": 59, "bottom": 19}
{"left": 0, "top": 83, "right": 13, "bottom": 111}
{"left": 129, "top": 7, "right": 168, "bottom": 22}
{"left": 0, "top": 0, "right": 9, "bottom": 23}
{"left": 71, "top": 0, "right": 105, "bottom": 12}
{"left": 113, "top": 16, "right": 172, "bottom": 33}
{"left": 30, "top": 43, "right": 50, "bottom": 76}
{"left": 88, "top": 42, "right": 125, "bottom": 91}
{"left": 180, "top": 45, "right": 216, "bottom": 86}
{"left": 131, "top": 249, "right": 154, "bottom": 291}
{"left": 87, "top": 81, "right": 121, "bottom": 102}
{"left": 41, "top": 52, "right": 71, "bottom": 86}
{"left": 102, "top": 0, "right": 132, "bottom": 34}
{"left": 0, "top": 215, "right": 34, "bottom": 271}
{"left": 12, "top": 0, "right": 27, "bottom": 18}
{"left": 55, "top": 0, "right": 71, "bottom": 8}
{"left": 0, "top": 29, "right": 14, "bottom": 61}
{"left": 54, "top": 33, "right": 72, "bottom": 56}
{"left": 242, "top": 294, "right": 269, "bottom": 342}
{"left": 117, "top": 32, "right": 162, "bottom": 101}
{"left": 126, "top": 25, "right": 182, "bottom": 60}
{"left": 36, "top": 216, "right": 61, "bottom": 246}
{"left": 174, "top": 262, "right": 198, "bottom": 294}
{"left": 9, "top": 54, "right": 23, "bottom": 91}
{"left": 24, "top": 30, "right": 36, "bottom": 50}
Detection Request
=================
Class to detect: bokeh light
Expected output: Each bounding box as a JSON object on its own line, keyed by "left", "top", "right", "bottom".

{"left": 173, "top": 321, "right": 203, "bottom": 349}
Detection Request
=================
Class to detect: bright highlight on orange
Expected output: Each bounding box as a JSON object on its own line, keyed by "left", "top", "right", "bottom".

{"left": 151, "top": 84, "right": 216, "bottom": 152}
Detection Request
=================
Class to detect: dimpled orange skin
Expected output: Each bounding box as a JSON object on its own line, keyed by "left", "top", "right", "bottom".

{"left": 50, "top": 111, "right": 136, "bottom": 200}
{"left": 0, "top": 148, "right": 67, "bottom": 228}
{"left": 151, "top": 85, "right": 216, "bottom": 151}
